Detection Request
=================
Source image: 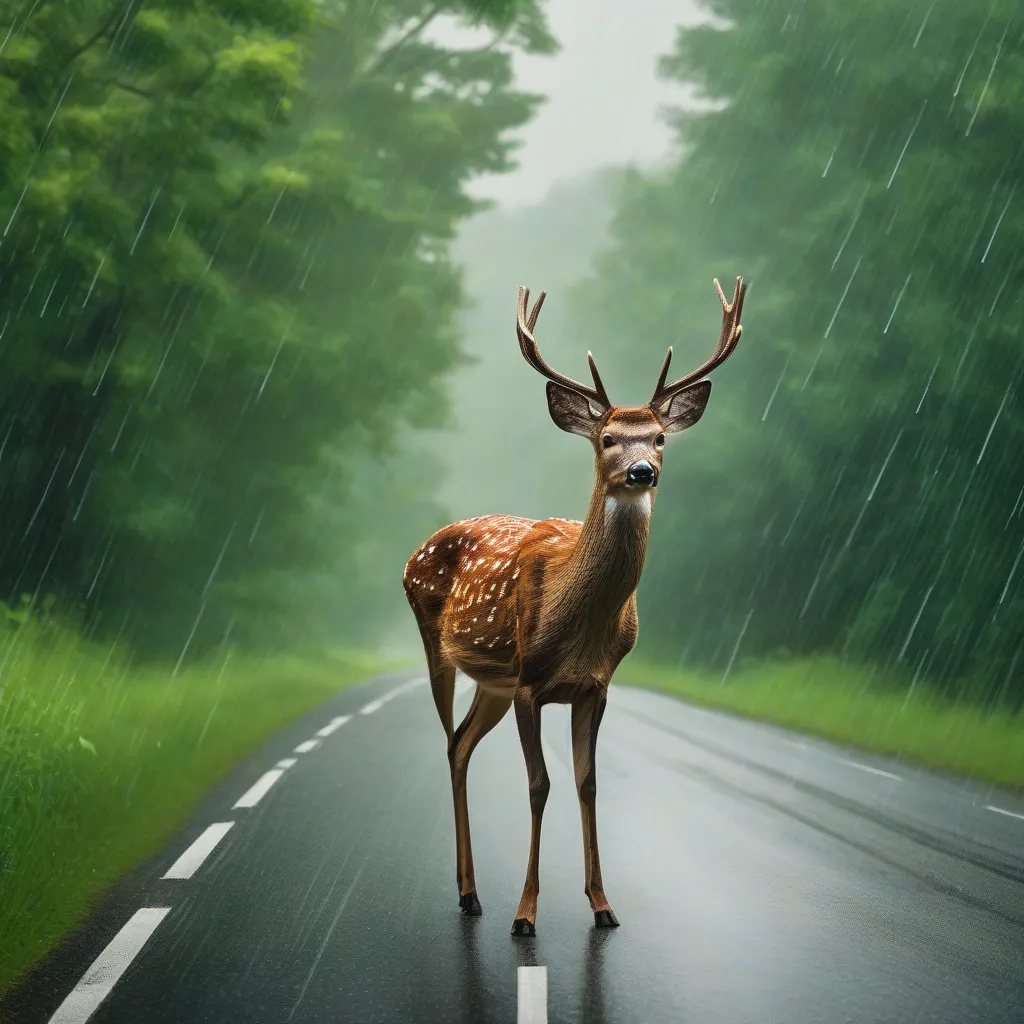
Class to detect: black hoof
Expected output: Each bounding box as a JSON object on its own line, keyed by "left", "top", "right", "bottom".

{"left": 594, "top": 909, "right": 620, "bottom": 928}
{"left": 459, "top": 892, "right": 483, "bottom": 916}
{"left": 511, "top": 918, "right": 536, "bottom": 937}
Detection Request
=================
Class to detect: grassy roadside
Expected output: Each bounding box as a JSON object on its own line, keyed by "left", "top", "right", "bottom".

{"left": 622, "top": 656, "right": 1024, "bottom": 791}
{"left": 0, "top": 622, "right": 393, "bottom": 998}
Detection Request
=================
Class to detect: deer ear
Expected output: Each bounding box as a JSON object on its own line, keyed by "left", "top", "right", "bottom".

{"left": 658, "top": 380, "right": 712, "bottom": 433}
{"left": 546, "top": 381, "right": 603, "bottom": 437}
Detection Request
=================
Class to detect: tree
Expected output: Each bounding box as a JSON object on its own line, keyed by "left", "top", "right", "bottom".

{"left": 567, "top": 0, "right": 1024, "bottom": 706}
{"left": 0, "top": 0, "right": 554, "bottom": 656}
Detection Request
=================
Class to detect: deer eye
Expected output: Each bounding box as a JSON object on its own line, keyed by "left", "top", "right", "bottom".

{"left": 602, "top": 434, "right": 615, "bottom": 449}
{"left": 655, "top": 433, "right": 666, "bottom": 447}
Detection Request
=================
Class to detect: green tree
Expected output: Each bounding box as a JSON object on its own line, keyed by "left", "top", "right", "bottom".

{"left": 0, "top": 0, "right": 554, "bottom": 656}
{"left": 568, "top": 0, "right": 1024, "bottom": 707}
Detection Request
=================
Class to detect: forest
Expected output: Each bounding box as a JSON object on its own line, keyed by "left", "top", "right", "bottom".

{"left": 0, "top": 0, "right": 552, "bottom": 656}
{"left": 569, "top": 0, "right": 1024, "bottom": 715}
{"left": 445, "top": 0, "right": 1024, "bottom": 719}
{"left": 1, "top": 0, "right": 1022, "bottom": 998}
{"left": 2, "top": 0, "right": 1021, "bottom": 701}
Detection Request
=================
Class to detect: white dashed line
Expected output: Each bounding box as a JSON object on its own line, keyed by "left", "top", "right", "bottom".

{"left": 43, "top": 678, "right": 428, "bottom": 1021}
{"left": 840, "top": 759, "right": 901, "bottom": 780}
{"left": 232, "top": 769, "right": 286, "bottom": 809}
{"left": 517, "top": 965, "right": 548, "bottom": 1024}
{"left": 315, "top": 715, "right": 351, "bottom": 738}
{"left": 360, "top": 677, "right": 428, "bottom": 715}
{"left": 162, "top": 822, "right": 234, "bottom": 880}
{"left": 986, "top": 804, "right": 1024, "bottom": 821}
{"left": 47, "top": 907, "right": 170, "bottom": 1024}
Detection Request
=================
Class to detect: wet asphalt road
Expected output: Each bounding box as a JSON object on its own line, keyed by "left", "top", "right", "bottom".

{"left": 9, "top": 670, "right": 1024, "bottom": 1024}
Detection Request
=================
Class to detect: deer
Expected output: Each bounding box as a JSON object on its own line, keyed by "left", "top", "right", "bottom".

{"left": 403, "top": 276, "right": 746, "bottom": 936}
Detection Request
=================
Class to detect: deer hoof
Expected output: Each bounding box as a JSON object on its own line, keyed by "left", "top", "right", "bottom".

{"left": 511, "top": 917, "right": 536, "bottom": 937}
{"left": 594, "top": 909, "right": 620, "bottom": 928}
{"left": 459, "top": 892, "right": 482, "bottom": 916}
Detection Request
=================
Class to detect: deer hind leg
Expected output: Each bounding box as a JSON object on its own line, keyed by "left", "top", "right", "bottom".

{"left": 408, "top": 608, "right": 456, "bottom": 743}
{"left": 511, "top": 691, "right": 549, "bottom": 937}
{"left": 572, "top": 691, "right": 619, "bottom": 928}
{"left": 449, "top": 685, "right": 512, "bottom": 915}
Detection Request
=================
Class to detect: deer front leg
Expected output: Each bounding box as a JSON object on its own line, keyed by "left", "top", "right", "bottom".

{"left": 449, "top": 686, "right": 513, "bottom": 915}
{"left": 571, "top": 691, "right": 619, "bottom": 928}
{"left": 511, "top": 691, "right": 549, "bottom": 937}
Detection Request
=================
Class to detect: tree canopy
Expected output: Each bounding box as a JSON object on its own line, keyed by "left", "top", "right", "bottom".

{"left": 0, "top": 0, "right": 553, "bottom": 656}
{"left": 567, "top": 0, "right": 1024, "bottom": 707}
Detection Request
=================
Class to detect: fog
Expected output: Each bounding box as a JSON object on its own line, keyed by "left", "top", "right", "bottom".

{"left": 451, "top": 0, "right": 708, "bottom": 209}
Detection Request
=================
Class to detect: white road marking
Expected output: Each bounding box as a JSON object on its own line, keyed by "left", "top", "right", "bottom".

{"left": 47, "top": 908, "right": 170, "bottom": 1024}
{"left": 517, "top": 965, "right": 548, "bottom": 1024}
{"left": 275, "top": 757, "right": 297, "bottom": 769}
{"left": 360, "top": 676, "right": 428, "bottom": 715}
{"left": 294, "top": 739, "right": 320, "bottom": 753}
{"left": 784, "top": 739, "right": 810, "bottom": 751}
{"left": 840, "top": 758, "right": 901, "bottom": 780}
{"left": 986, "top": 804, "right": 1024, "bottom": 821}
{"left": 161, "top": 822, "right": 234, "bottom": 880}
{"left": 232, "top": 769, "right": 286, "bottom": 809}
{"left": 315, "top": 715, "right": 351, "bottom": 738}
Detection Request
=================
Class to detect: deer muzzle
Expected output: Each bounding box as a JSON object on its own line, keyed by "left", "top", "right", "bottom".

{"left": 625, "top": 461, "right": 657, "bottom": 488}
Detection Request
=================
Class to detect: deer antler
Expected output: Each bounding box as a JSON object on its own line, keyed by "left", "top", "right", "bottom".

{"left": 650, "top": 276, "right": 746, "bottom": 412}
{"left": 517, "top": 286, "right": 611, "bottom": 409}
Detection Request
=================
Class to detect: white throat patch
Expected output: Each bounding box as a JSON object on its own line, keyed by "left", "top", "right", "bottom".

{"left": 605, "top": 491, "right": 652, "bottom": 519}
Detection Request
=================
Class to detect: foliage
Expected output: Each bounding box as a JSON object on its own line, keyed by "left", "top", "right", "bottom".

{"left": 0, "top": 0, "right": 553, "bottom": 657}
{"left": 568, "top": 0, "right": 1024, "bottom": 711}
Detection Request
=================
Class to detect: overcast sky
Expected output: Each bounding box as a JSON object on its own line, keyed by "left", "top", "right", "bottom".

{"left": 435, "top": 1, "right": 712, "bottom": 209}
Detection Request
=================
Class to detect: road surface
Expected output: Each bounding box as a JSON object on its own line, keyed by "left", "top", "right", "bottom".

{"left": 6, "top": 670, "right": 1024, "bottom": 1024}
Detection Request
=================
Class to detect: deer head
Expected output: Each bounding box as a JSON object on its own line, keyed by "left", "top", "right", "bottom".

{"left": 516, "top": 277, "right": 747, "bottom": 497}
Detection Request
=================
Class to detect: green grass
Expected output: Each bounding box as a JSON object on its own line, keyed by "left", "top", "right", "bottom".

{"left": 623, "top": 656, "right": 1024, "bottom": 790}
{"left": 0, "top": 622, "right": 390, "bottom": 999}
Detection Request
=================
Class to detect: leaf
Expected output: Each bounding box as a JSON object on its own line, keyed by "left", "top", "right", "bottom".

{"left": 258, "top": 163, "right": 310, "bottom": 194}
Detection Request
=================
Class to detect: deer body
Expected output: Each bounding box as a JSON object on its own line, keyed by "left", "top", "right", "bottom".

{"left": 404, "top": 278, "right": 746, "bottom": 935}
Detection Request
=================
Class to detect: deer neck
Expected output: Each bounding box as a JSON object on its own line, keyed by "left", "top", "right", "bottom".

{"left": 556, "top": 474, "right": 653, "bottom": 619}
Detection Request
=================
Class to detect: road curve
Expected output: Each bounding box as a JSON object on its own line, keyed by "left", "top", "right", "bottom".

{"left": 5, "top": 670, "right": 1024, "bottom": 1024}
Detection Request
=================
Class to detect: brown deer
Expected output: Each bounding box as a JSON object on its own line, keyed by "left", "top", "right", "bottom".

{"left": 403, "top": 277, "right": 746, "bottom": 936}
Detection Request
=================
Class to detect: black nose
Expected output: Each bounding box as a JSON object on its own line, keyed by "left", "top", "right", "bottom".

{"left": 626, "top": 461, "right": 656, "bottom": 486}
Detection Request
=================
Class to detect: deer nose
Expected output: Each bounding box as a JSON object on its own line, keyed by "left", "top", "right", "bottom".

{"left": 626, "top": 461, "right": 656, "bottom": 487}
